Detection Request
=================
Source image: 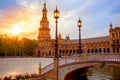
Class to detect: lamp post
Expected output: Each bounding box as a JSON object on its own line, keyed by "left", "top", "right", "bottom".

{"left": 78, "top": 18, "right": 82, "bottom": 54}
{"left": 54, "top": 7, "right": 59, "bottom": 58}
{"left": 54, "top": 7, "right": 59, "bottom": 80}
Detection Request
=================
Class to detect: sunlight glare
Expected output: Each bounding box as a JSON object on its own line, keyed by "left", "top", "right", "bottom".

{"left": 10, "top": 25, "right": 22, "bottom": 34}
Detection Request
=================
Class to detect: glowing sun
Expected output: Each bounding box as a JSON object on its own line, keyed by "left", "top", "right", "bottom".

{"left": 10, "top": 26, "right": 22, "bottom": 34}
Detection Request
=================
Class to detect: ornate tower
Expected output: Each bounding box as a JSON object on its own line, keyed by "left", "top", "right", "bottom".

{"left": 109, "top": 23, "right": 113, "bottom": 53}
{"left": 38, "top": 1, "right": 51, "bottom": 41}
{"left": 109, "top": 23, "right": 120, "bottom": 53}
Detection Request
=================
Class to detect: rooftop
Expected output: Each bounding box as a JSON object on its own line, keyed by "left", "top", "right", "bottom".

{"left": 64, "top": 36, "right": 110, "bottom": 44}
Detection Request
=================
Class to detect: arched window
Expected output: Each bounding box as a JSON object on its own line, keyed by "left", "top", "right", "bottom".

{"left": 103, "top": 48, "right": 106, "bottom": 53}
{"left": 117, "top": 47, "right": 119, "bottom": 53}
{"left": 113, "top": 48, "right": 115, "bottom": 53}
{"left": 59, "top": 50, "right": 61, "bottom": 53}
{"left": 77, "top": 49, "right": 79, "bottom": 53}
{"left": 116, "top": 39, "right": 119, "bottom": 44}
{"left": 38, "top": 51, "right": 40, "bottom": 56}
{"left": 99, "top": 48, "right": 101, "bottom": 53}
{"left": 66, "top": 49, "right": 68, "bottom": 53}
{"left": 38, "top": 51, "right": 40, "bottom": 54}
{"left": 95, "top": 49, "right": 98, "bottom": 53}
{"left": 69, "top": 49, "right": 72, "bottom": 53}
{"left": 88, "top": 49, "right": 90, "bottom": 53}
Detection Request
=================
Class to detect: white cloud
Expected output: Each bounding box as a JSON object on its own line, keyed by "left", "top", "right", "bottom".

{"left": 90, "top": 28, "right": 109, "bottom": 38}
{"left": 0, "top": 0, "right": 120, "bottom": 39}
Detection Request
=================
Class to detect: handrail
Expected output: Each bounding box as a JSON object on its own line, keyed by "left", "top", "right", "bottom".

{"left": 41, "top": 63, "right": 54, "bottom": 75}
{"left": 41, "top": 53, "right": 120, "bottom": 75}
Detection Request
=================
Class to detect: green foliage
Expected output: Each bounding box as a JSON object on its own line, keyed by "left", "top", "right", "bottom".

{"left": 0, "top": 34, "right": 37, "bottom": 56}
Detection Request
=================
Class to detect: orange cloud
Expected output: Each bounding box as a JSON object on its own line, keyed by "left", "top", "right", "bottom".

{"left": 0, "top": 4, "right": 41, "bottom": 39}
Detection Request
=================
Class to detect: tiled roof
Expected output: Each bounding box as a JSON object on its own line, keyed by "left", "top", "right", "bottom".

{"left": 63, "top": 36, "right": 110, "bottom": 44}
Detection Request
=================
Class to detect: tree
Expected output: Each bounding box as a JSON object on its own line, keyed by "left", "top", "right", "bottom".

{"left": 0, "top": 34, "right": 37, "bottom": 57}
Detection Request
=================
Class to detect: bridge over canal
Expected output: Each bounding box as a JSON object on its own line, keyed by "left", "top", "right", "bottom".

{"left": 39, "top": 53, "right": 120, "bottom": 80}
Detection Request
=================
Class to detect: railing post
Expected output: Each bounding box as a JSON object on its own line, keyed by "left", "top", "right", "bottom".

{"left": 65, "top": 57, "right": 67, "bottom": 64}
{"left": 39, "top": 62, "right": 42, "bottom": 76}
{"left": 54, "top": 58, "right": 59, "bottom": 80}
{"left": 83, "top": 53, "right": 88, "bottom": 62}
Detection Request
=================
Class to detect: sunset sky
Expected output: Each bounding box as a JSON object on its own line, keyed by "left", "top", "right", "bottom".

{"left": 0, "top": 0, "right": 120, "bottom": 39}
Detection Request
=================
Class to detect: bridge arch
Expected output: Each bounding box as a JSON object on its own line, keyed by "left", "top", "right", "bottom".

{"left": 62, "top": 66, "right": 91, "bottom": 80}
{"left": 60, "top": 62, "right": 120, "bottom": 80}
{"left": 40, "top": 53, "right": 120, "bottom": 80}
{"left": 59, "top": 61, "right": 120, "bottom": 80}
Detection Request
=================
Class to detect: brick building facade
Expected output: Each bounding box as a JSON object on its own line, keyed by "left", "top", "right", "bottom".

{"left": 34, "top": 2, "right": 120, "bottom": 57}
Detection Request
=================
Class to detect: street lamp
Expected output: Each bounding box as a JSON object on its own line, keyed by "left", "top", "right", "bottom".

{"left": 54, "top": 7, "right": 59, "bottom": 58}
{"left": 54, "top": 7, "right": 59, "bottom": 80}
{"left": 78, "top": 18, "right": 82, "bottom": 54}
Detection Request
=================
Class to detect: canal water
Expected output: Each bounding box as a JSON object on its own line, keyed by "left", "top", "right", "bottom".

{"left": 0, "top": 58, "right": 53, "bottom": 78}
{"left": 87, "top": 67, "right": 112, "bottom": 80}
{"left": 0, "top": 58, "right": 119, "bottom": 80}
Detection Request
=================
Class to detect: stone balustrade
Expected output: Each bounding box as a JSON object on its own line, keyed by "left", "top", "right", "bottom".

{"left": 41, "top": 63, "right": 54, "bottom": 75}
{"left": 41, "top": 53, "right": 120, "bottom": 75}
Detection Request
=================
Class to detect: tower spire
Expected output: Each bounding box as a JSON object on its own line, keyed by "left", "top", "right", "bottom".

{"left": 42, "top": 0, "right": 47, "bottom": 19}
{"left": 110, "top": 22, "right": 113, "bottom": 28}
{"left": 44, "top": 0, "right": 46, "bottom": 7}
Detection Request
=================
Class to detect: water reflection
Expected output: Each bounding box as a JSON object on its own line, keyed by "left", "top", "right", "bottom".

{"left": 87, "top": 67, "right": 112, "bottom": 80}
{"left": 0, "top": 58, "right": 53, "bottom": 78}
